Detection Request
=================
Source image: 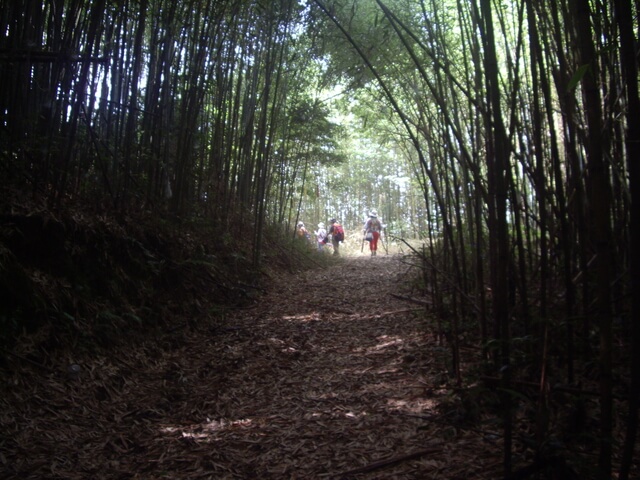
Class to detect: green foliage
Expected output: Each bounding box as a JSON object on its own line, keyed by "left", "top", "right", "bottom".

{"left": 567, "top": 64, "right": 591, "bottom": 92}
{"left": 286, "top": 97, "right": 347, "bottom": 166}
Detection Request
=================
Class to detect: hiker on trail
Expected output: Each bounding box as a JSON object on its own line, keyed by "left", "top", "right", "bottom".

{"left": 314, "top": 222, "right": 327, "bottom": 251}
{"left": 363, "top": 210, "right": 382, "bottom": 256}
{"left": 328, "top": 218, "right": 344, "bottom": 256}
{"left": 297, "top": 221, "right": 310, "bottom": 241}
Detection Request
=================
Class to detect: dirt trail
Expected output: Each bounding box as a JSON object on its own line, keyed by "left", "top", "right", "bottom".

{"left": 1, "top": 255, "right": 498, "bottom": 479}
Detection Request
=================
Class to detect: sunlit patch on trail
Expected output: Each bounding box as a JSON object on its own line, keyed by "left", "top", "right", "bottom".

{"left": 387, "top": 397, "right": 438, "bottom": 414}
{"left": 306, "top": 409, "right": 370, "bottom": 420}
{"left": 281, "top": 312, "right": 322, "bottom": 322}
{"left": 369, "top": 335, "right": 405, "bottom": 351}
{"left": 161, "top": 418, "right": 254, "bottom": 442}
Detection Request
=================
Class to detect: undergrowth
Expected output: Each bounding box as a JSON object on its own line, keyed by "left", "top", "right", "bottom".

{"left": 0, "top": 200, "right": 334, "bottom": 361}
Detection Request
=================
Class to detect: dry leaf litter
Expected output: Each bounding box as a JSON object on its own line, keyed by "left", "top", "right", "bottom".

{"left": 1, "top": 255, "right": 505, "bottom": 479}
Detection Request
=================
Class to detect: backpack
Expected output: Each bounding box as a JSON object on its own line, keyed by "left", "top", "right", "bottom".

{"left": 333, "top": 223, "right": 344, "bottom": 242}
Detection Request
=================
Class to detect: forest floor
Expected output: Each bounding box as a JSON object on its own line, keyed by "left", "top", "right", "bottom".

{"left": 1, "top": 253, "right": 509, "bottom": 479}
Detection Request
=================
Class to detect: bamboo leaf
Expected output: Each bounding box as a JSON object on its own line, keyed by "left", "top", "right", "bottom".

{"left": 567, "top": 64, "right": 590, "bottom": 92}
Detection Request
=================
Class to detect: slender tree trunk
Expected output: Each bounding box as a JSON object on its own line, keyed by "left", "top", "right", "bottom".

{"left": 121, "top": 0, "right": 148, "bottom": 208}
{"left": 570, "top": 0, "right": 614, "bottom": 475}
{"left": 54, "top": 0, "right": 106, "bottom": 209}
{"left": 613, "top": 0, "right": 640, "bottom": 476}
{"left": 476, "top": 0, "right": 513, "bottom": 472}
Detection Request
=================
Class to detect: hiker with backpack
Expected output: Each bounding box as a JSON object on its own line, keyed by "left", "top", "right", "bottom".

{"left": 363, "top": 210, "right": 382, "bottom": 256}
{"left": 297, "top": 221, "right": 310, "bottom": 242}
{"left": 314, "top": 222, "right": 327, "bottom": 251}
{"left": 328, "top": 218, "right": 344, "bottom": 256}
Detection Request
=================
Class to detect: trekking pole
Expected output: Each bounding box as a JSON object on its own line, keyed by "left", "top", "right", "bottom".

{"left": 361, "top": 234, "right": 365, "bottom": 253}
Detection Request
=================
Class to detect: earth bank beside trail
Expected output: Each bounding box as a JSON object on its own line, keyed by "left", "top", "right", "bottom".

{"left": 1, "top": 252, "right": 502, "bottom": 479}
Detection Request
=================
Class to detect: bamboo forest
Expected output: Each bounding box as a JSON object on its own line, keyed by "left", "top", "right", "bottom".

{"left": 1, "top": 0, "right": 639, "bottom": 478}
